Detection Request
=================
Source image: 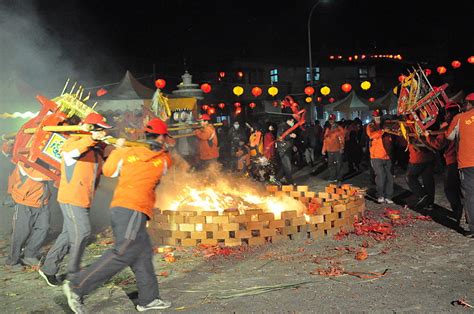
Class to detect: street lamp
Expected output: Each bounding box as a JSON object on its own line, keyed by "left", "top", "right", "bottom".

{"left": 308, "top": 0, "right": 325, "bottom": 120}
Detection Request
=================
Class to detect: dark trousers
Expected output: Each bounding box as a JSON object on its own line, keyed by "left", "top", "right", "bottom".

{"left": 406, "top": 162, "right": 435, "bottom": 204}
{"left": 8, "top": 204, "right": 49, "bottom": 265}
{"left": 276, "top": 153, "right": 293, "bottom": 184}
{"left": 327, "top": 152, "right": 343, "bottom": 182}
{"left": 445, "top": 163, "right": 463, "bottom": 222}
{"left": 371, "top": 158, "right": 393, "bottom": 199}
{"left": 72, "top": 207, "right": 159, "bottom": 306}
{"left": 460, "top": 167, "right": 474, "bottom": 232}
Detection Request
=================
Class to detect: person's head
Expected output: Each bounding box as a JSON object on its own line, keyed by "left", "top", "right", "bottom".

{"left": 198, "top": 114, "right": 211, "bottom": 125}
{"left": 82, "top": 112, "right": 112, "bottom": 130}
{"left": 268, "top": 123, "right": 275, "bottom": 131}
{"left": 465, "top": 93, "right": 474, "bottom": 111}
{"left": 144, "top": 118, "right": 170, "bottom": 145}
{"left": 372, "top": 109, "right": 382, "bottom": 124}
{"left": 328, "top": 114, "right": 336, "bottom": 125}
{"left": 314, "top": 120, "right": 320, "bottom": 126}
{"left": 233, "top": 121, "right": 240, "bottom": 129}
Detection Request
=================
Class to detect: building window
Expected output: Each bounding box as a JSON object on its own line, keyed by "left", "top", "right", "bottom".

{"left": 358, "top": 67, "right": 368, "bottom": 79}
{"left": 306, "top": 67, "right": 320, "bottom": 82}
{"left": 270, "top": 69, "right": 278, "bottom": 84}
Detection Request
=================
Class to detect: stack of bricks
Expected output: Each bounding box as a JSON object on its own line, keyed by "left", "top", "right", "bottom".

{"left": 148, "top": 184, "right": 365, "bottom": 247}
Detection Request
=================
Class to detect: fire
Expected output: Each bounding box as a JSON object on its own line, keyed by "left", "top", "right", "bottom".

{"left": 166, "top": 185, "right": 305, "bottom": 219}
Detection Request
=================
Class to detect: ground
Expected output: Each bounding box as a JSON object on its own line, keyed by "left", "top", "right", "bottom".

{"left": 0, "top": 163, "right": 473, "bottom": 313}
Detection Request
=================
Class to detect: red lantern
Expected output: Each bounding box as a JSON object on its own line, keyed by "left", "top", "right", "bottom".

{"left": 208, "top": 107, "right": 216, "bottom": 115}
{"left": 96, "top": 88, "right": 108, "bottom": 97}
{"left": 467, "top": 56, "right": 474, "bottom": 64}
{"left": 304, "top": 86, "right": 315, "bottom": 96}
{"left": 424, "top": 69, "right": 432, "bottom": 76}
{"left": 154, "top": 79, "right": 166, "bottom": 89}
{"left": 202, "top": 104, "right": 209, "bottom": 111}
{"left": 348, "top": 56, "right": 353, "bottom": 61}
{"left": 361, "top": 54, "right": 366, "bottom": 59}
{"left": 368, "top": 97, "right": 375, "bottom": 102}
{"left": 317, "top": 97, "right": 322, "bottom": 102}
{"left": 272, "top": 101, "right": 279, "bottom": 107}
{"left": 235, "top": 107, "right": 242, "bottom": 114}
{"left": 398, "top": 75, "right": 406, "bottom": 83}
{"left": 249, "top": 102, "right": 256, "bottom": 109}
{"left": 234, "top": 102, "right": 241, "bottom": 107}
{"left": 451, "top": 60, "right": 461, "bottom": 69}
{"left": 251, "top": 87, "right": 262, "bottom": 97}
{"left": 237, "top": 71, "right": 244, "bottom": 78}
{"left": 437, "top": 66, "right": 447, "bottom": 75}
{"left": 341, "top": 83, "right": 352, "bottom": 93}
{"left": 218, "top": 102, "right": 225, "bottom": 109}
{"left": 219, "top": 71, "right": 226, "bottom": 78}
{"left": 329, "top": 97, "right": 335, "bottom": 103}
{"left": 200, "top": 83, "right": 212, "bottom": 93}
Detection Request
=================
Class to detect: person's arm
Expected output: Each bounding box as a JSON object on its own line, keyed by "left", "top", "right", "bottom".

{"left": 194, "top": 127, "right": 211, "bottom": 140}
{"left": 18, "top": 162, "right": 52, "bottom": 181}
{"left": 61, "top": 133, "right": 103, "bottom": 166}
{"left": 102, "top": 148, "right": 125, "bottom": 178}
{"left": 446, "top": 114, "right": 461, "bottom": 141}
{"left": 366, "top": 124, "right": 383, "bottom": 139}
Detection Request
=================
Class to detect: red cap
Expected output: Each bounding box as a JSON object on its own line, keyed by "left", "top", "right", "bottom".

{"left": 329, "top": 114, "right": 336, "bottom": 120}
{"left": 372, "top": 109, "right": 381, "bottom": 117}
{"left": 445, "top": 101, "right": 461, "bottom": 111}
{"left": 199, "top": 114, "right": 211, "bottom": 121}
{"left": 144, "top": 118, "right": 169, "bottom": 135}
{"left": 465, "top": 93, "right": 474, "bottom": 102}
{"left": 82, "top": 112, "right": 112, "bottom": 129}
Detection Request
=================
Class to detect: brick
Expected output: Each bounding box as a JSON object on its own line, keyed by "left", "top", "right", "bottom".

{"left": 308, "top": 215, "right": 324, "bottom": 224}
{"left": 266, "top": 185, "right": 279, "bottom": 192}
{"left": 281, "top": 185, "right": 294, "bottom": 192}
{"left": 179, "top": 223, "right": 195, "bottom": 232}
{"left": 281, "top": 210, "right": 297, "bottom": 220}
{"left": 330, "top": 193, "right": 341, "bottom": 199}
{"left": 283, "top": 226, "right": 298, "bottom": 235}
{"left": 325, "top": 186, "right": 336, "bottom": 194}
{"left": 235, "top": 230, "right": 252, "bottom": 238}
{"left": 317, "top": 222, "right": 332, "bottom": 230}
{"left": 260, "top": 228, "right": 276, "bottom": 237}
{"left": 225, "top": 238, "right": 242, "bottom": 247}
{"left": 324, "top": 212, "right": 339, "bottom": 222}
{"left": 247, "top": 221, "right": 264, "bottom": 230}
{"left": 311, "top": 197, "right": 323, "bottom": 204}
{"left": 333, "top": 219, "right": 346, "bottom": 228}
{"left": 245, "top": 209, "right": 263, "bottom": 216}
{"left": 230, "top": 215, "right": 251, "bottom": 223}
{"left": 179, "top": 211, "right": 197, "bottom": 217}
{"left": 171, "top": 230, "right": 188, "bottom": 239}
{"left": 202, "top": 223, "right": 218, "bottom": 232}
{"left": 201, "top": 239, "right": 218, "bottom": 246}
{"left": 258, "top": 213, "right": 274, "bottom": 221}
{"left": 163, "top": 210, "right": 180, "bottom": 216}
{"left": 270, "top": 234, "right": 287, "bottom": 243}
{"left": 248, "top": 237, "right": 266, "bottom": 246}
{"left": 296, "top": 185, "right": 308, "bottom": 192}
{"left": 168, "top": 215, "right": 185, "bottom": 224}
{"left": 191, "top": 231, "right": 207, "bottom": 239}
{"left": 305, "top": 224, "right": 317, "bottom": 232}
{"left": 224, "top": 209, "right": 240, "bottom": 216}
{"left": 202, "top": 211, "right": 219, "bottom": 216}
{"left": 317, "top": 206, "right": 332, "bottom": 215}
{"left": 158, "top": 222, "right": 178, "bottom": 231}
{"left": 291, "top": 216, "right": 306, "bottom": 226}
{"left": 290, "top": 191, "right": 302, "bottom": 198}
{"left": 333, "top": 204, "right": 347, "bottom": 212}
{"left": 305, "top": 191, "right": 316, "bottom": 198}
{"left": 211, "top": 216, "right": 229, "bottom": 224}
{"left": 153, "top": 214, "right": 169, "bottom": 223}
{"left": 318, "top": 192, "right": 329, "bottom": 199}
{"left": 187, "top": 216, "right": 206, "bottom": 224}
{"left": 221, "top": 223, "right": 239, "bottom": 231}
{"left": 275, "top": 191, "right": 287, "bottom": 198}
{"left": 269, "top": 220, "right": 285, "bottom": 228}
{"left": 181, "top": 238, "right": 197, "bottom": 247}
{"left": 213, "top": 231, "right": 229, "bottom": 239}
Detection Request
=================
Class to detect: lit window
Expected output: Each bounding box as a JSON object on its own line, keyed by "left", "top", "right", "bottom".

{"left": 270, "top": 69, "right": 278, "bottom": 84}
{"left": 306, "top": 67, "right": 320, "bottom": 82}
{"left": 358, "top": 67, "right": 368, "bottom": 79}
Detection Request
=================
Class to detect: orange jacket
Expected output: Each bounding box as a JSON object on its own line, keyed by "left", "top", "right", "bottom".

{"left": 322, "top": 125, "right": 345, "bottom": 153}
{"left": 366, "top": 122, "right": 390, "bottom": 160}
{"left": 57, "top": 135, "right": 104, "bottom": 208}
{"left": 447, "top": 109, "right": 474, "bottom": 168}
{"left": 249, "top": 131, "right": 264, "bottom": 157}
{"left": 10, "top": 162, "right": 52, "bottom": 207}
{"left": 102, "top": 146, "right": 172, "bottom": 219}
{"left": 407, "top": 144, "right": 434, "bottom": 164}
{"left": 194, "top": 125, "right": 219, "bottom": 160}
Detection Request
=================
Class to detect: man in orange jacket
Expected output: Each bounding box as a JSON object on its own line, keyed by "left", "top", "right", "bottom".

{"left": 63, "top": 118, "right": 172, "bottom": 313}
{"left": 322, "top": 114, "right": 345, "bottom": 185}
{"left": 366, "top": 110, "right": 394, "bottom": 204}
{"left": 5, "top": 161, "right": 52, "bottom": 269}
{"left": 447, "top": 93, "right": 474, "bottom": 237}
{"left": 194, "top": 114, "right": 219, "bottom": 170}
{"left": 39, "top": 113, "right": 112, "bottom": 287}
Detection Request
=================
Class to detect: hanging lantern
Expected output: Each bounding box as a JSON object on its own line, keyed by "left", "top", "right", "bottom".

{"left": 200, "top": 83, "right": 212, "bottom": 93}
{"left": 304, "top": 86, "right": 315, "bottom": 96}
{"left": 329, "top": 97, "right": 335, "bottom": 103}
{"left": 202, "top": 104, "right": 209, "bottom": 111}
{"left": 467, "top": 56, "right": 474, "bottom": 64}
{"left": 341, "top": 83, "right": 352, "bottom": 93}
{"left": 233, "top": 86, "right": 244, "bottom": 96}
{"left": 251, "top": 86, "right": 262, "bottom": 97}
{"left": 237, "top": 71, "right": 244, "bottom": 78}
{"left": 451, "top": 60, "right": 461, "bottom": 69}
{"left": 154, "top": 79, "right": 166, "bottom": 89}
{"left": 249, "top": 102, "right": 256, "bottom": 109}
{"left": 360, "top": 81, "right": 371, "bottom": 90}
{"left": 234, "top": 102, "right": 241, "bottom": 107}
{"left": 437, "top": 66, "right": 447, "bottom": 75}
{"left": 398, "top": 75, "right": 406, "bottom": 83}
{"left": 268, "top": 86, "right": 278, "bottom": 97}
{"left": 219, "top": 72, "right": 226, "bottom": 78}
{"left": 96, "top": 88, "right": 108, "bottom": 97}
{"left": 272, "top": 101, "right": 279, "bottom": 107}
{"left": 320, "top": 86, "right": 330, "bottom": 96}
{"left": 317, "top": 97, "right": 322, "bottom": 102}
{"left": 208, "top": 107, "right": 216, "bottom": 115}
{"left": 424, "top": 69, "right": 432, "bottom": 76}
{"left": 368, "top": 97, "right": 375, "bottom": 102}
{"left": 235, "top": 107, "right": 242, "bottom": 114}
{"left": 305, "top": 97, "right": 312, "bottom": 103}
{"left": 218, "top": 102, "right": 225, "bottom": 109}
{"left": 393, "top": 86, "right": 398, "bottom": 95}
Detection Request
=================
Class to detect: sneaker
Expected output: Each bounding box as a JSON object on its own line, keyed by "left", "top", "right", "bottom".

{"left": 377, "top": 197, "right": 385, "bottom": 204}
{"left": 414, "top": 195, "right": 429, "bottom": 209}
{"left": 465, "top": 231, "right": 474, "bottom": 239}
{"left": 136, "top": 298, "right": 172, "bottom": 311}
{"left": 4, "top": 263, "right": 24, "bottom": 272}
{"left": 21, "top": 257, "right": 40, "bottom": 266}
{"left": 425, "top": 203, "right": 434, "bottom": 211}
{"left": 38, "top": 269, "right": 61, "bottom": 287}
{"left": 385, "top": 199, "right": 394, "bottom": 204}
{"left": 63, "top": 280, "right": 85, "bottom": 314}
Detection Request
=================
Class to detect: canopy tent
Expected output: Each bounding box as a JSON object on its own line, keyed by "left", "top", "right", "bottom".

{"left": 95, "top": 71, "right": 155, "bottom": 113}
{"left": 373, "top": 90, "right": 398, "bottom": 113}
{"left": 328, "top": 91, "right": 371, "bottom": 120}
{"left": 449, "top": 90, "right": 464, "bottom": 103}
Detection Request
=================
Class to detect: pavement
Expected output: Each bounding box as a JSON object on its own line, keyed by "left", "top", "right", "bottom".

{"left": 0, "top": 162, "right": 473, "bottom": 313}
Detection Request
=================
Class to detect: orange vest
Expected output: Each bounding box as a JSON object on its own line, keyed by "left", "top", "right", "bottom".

{"left": 322, "top": 126, "right": 345, "bottom": 153}
{"left": 102, "top": 146, "right": 172, "bottom": 219}
{"left": 447, "top": 109, "right": 474, "bottom": 168}
{"left": 194, "top": 125, "right": 219, "bottom": 160}
{"left": 366, "top": 123, "right": 390, "bottom": 160}
{"left": 57, "top": 136, "right": 104, "bottom": 208}
{"left": 10, "top": 162, "right": 51, "bottom": 208}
